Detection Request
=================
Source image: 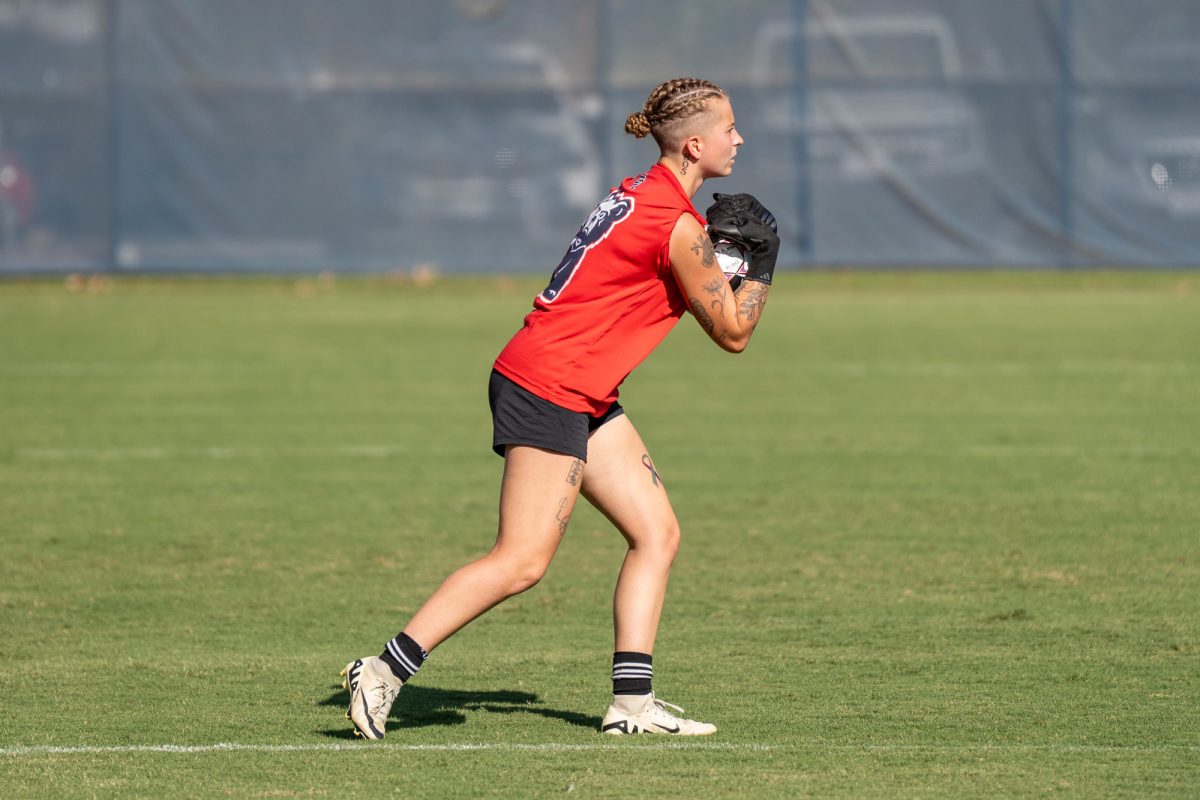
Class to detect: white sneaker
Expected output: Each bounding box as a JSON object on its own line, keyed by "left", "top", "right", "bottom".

{"left": 600, "top": 693, "right": 716, "bottom": 736}
{"left": 340, "top": 657, "right": 401, "bottom": 739}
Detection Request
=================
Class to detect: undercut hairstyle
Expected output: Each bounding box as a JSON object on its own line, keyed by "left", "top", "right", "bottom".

{"left": 624, "top": 77, "right": 726, "bottom": 152}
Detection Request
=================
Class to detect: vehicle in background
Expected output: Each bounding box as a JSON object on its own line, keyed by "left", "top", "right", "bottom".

{"left": 355, "top": 41, "right": 602, "bottom": 268}
{"left": 750, "top": 13, "right": 985, "bottom": 183}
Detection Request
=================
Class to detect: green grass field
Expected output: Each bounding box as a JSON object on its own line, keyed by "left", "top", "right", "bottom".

{"left": 1, "top": 272, "right": 1197, "bottom": 798}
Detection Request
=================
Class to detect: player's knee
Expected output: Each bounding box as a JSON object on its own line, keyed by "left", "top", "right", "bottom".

{"left": 662, "top": 518, "right": 681, "bottom": 562}
{"left": 635, "top": 518, "right": 680, "bottom": 564}
{"left": 502, "top": 557, "right": 550, "bottom": 596}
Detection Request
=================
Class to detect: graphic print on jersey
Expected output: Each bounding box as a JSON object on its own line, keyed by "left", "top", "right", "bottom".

{"left": 538, "top": 175, "right": 645, "bottom": 303}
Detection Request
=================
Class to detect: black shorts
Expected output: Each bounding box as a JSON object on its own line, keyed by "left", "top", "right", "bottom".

{"left": 489, "top": 369, "right": 624, "bottom": 461}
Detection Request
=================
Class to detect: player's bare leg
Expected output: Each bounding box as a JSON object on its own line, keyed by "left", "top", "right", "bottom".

{"left": 582, "top": 414, "right": 715, "bottom": 735}
{"left": 343, "top": 445, "right": 582, "bottom": 739}
{"left": 581, "top": 414, "right": 679, "bottom": 654}
{"left": 404, "top": 445, "right": 584, "bottom": 650}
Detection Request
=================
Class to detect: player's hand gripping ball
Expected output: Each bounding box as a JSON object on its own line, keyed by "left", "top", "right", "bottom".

{"left": 705, "top": 193, "right": 780, "bottom": 291}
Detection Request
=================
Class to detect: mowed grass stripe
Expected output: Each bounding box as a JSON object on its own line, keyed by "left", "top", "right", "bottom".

{"left": 2, "top": 357, "right": 1195, "bottom": 376}
{"left": 0, "top": 741, "right": 778, "bottom": 756}
{"left": 14, "top": 443, "right": 1198, "bottom": 460}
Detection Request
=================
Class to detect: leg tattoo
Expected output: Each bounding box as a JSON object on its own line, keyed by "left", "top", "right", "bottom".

{"left": 641, "top": 453, "right": 661, "bottom": 487}
{"left": 555, "top": 496, "right": 571, "bottom": 537}
{"left": 566, "top": 458, "right": 583, "bottom": 486}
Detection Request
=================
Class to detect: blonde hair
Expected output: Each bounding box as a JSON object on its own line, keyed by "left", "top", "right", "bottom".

{"left": 624, "top": 77, "right": 726, "bottom": 151}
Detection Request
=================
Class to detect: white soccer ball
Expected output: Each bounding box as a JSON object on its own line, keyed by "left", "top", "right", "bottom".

{"left": 712, "top": 237, "right": 749, "bottom": 283}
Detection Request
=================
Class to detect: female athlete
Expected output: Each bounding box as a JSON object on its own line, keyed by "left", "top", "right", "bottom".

{"left": 342, "top": 77, "right": 780, "bottom": 739}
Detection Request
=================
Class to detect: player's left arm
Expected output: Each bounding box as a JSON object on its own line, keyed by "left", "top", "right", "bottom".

{"left": 668, "top": 214, "right": 771, "bottom": 353}
{"left": 669, "top": 191, "right": 779, "bottom": 352}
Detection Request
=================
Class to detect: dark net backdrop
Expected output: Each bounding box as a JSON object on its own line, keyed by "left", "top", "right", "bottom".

{"left": 2, "top": 0, "right": 1199, "bottom": 272}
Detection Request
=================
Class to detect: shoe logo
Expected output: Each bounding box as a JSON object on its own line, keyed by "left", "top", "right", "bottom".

{"left": 360, "top": 695, "right": 384, "bottom": 739}
{"left": 653, "top": 722, "right": 681, "bottom": 734}
{"left": 367, "top": 682, "right": 397, "bottom": 716}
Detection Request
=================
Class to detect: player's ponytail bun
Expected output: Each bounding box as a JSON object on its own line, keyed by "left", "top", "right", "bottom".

{"left": 627, "top": 77, "right": 726, "bottom": 149}
{"left": 624, "top": 112, "right": 652, "bottom": 138}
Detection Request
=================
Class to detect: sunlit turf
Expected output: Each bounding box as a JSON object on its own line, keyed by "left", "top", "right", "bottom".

{"left": 1, "top": 271, "right": 1197, "bottom": 798}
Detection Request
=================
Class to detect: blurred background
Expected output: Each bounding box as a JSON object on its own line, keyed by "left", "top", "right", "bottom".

{"left": 1, "top": 0, "right": 1199, "bottom": 274}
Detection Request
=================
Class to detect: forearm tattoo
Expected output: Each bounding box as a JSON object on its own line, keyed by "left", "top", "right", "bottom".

{"left": 736, "top": 280, "right": 769, "bottom": 325}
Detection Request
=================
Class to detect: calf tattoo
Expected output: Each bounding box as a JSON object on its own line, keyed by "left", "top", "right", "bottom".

{"left": 641, "top": 453, "right": 662, "bottom": 487}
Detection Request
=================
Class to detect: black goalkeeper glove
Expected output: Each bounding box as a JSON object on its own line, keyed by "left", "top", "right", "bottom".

{"left": 705, "top": 193, "right": 780, "bottom": 285}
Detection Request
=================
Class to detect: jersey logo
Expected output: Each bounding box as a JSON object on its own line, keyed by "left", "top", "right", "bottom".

{"left": 538, "top": 179, "right": 640, "bottom": 303}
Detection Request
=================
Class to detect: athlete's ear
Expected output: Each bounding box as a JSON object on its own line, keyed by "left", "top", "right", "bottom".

{"left": 682, "top": 135, "right": 702, "bottom": 163}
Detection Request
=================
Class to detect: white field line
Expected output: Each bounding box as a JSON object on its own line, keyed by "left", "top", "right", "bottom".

{"left": 0, "top": 741, "right": 771, "bottom": 757}
{"left": 1, "top": 741, "right": 1196, "bottom": 759}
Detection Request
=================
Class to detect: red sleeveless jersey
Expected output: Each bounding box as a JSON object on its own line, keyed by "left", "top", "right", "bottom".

{"left": 494, "top": 163, "right": 705, "bottom": 415}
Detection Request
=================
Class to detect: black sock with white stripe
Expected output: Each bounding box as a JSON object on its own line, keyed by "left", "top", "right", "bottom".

{"left": 612, "top": 651, "right": 653, "bottom": 695}
{"left": 379, "top": 632, "right": 427, "bottom": 683}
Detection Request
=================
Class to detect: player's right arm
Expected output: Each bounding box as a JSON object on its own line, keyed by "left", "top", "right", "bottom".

{"left": 668, "top": 213, "right": 773, "bottom": 353}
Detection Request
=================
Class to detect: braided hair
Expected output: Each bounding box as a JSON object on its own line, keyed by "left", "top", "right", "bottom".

{"left": 624, "top": 77, "right": 726, "bottom": 151}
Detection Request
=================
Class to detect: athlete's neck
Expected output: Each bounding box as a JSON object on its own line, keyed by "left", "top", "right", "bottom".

{"left": 658, "top": 156, "right": 704, "bottom": 198}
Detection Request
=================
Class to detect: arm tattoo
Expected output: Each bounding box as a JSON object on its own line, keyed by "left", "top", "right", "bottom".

{"left": 702, "top": 275, "right": 726, "bottom": 294}
{"left": 736, "top": 281, "right": 769, "bottom": 325}
{"left": 701, "top": 275, "right": 727, "bottom": 316}
{"left": 565, "top": 458, "right": 583, "bottom": 486}
{"left": 689, "top": 297, "right": 716, "bottom": 335}
{"left": 690, "top": 233, "right": 716, "bottom": 268}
